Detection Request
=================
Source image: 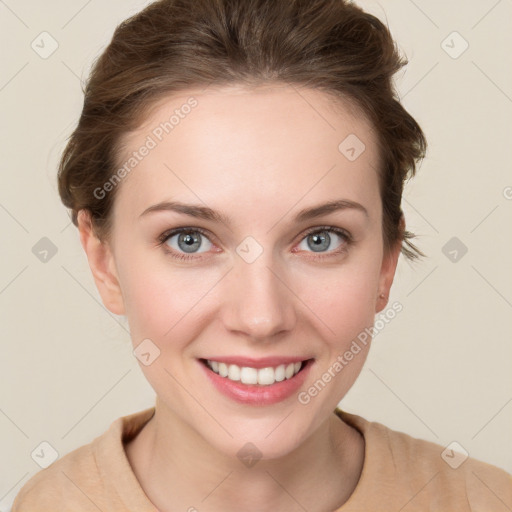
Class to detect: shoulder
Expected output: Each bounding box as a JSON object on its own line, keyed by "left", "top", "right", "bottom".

{"left": 11, "top": 407, "right": 156, "bottom": 512}
{"left": 10, "top": 440, "right": 103, "bottom": 512}
{"left": 336, "top": 409, "right": 512, "bottom": 511}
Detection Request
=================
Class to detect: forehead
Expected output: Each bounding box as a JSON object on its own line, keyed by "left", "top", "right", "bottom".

{"left": 114, "top": 84, "right": 381, "bottom": 222}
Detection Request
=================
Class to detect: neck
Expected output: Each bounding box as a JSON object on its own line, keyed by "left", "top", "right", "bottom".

{"left": 125, "top": 402, "right": 364, "bottom": 512}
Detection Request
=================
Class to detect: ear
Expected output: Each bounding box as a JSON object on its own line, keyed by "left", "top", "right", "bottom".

{"left": 375, "top": 215, "right": 404, "bottom": 313}
{"left": 77, "top": 210, "right": 125, "bottom": 316}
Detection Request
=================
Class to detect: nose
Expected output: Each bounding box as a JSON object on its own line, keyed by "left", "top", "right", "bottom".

{"left": 220, "top": 254, "right": 297, "bottom": 342}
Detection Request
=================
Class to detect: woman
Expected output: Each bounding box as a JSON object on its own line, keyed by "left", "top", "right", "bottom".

{"left": 12, "top": 0, "right": 512, "bottom": 510}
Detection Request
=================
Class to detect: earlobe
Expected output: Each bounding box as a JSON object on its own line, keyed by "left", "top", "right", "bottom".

{"left": 77, "top": 210, "right": 125, "bottom": 316}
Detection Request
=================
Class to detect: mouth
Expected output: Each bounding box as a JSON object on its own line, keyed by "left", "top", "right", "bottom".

{"left": 201, "top": 358, "right": 310, "bottom": 385}
{"left": 198, "top": 357, "right": 314, "bottom": 405}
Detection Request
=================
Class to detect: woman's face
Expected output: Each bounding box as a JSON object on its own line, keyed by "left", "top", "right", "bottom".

{"left": 84, "top": 84, "right": 400, "bottom": 459}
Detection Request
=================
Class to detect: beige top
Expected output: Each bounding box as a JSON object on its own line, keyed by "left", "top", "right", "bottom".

{"left": 11, "top": 406, "right": 512, "bottom": 511}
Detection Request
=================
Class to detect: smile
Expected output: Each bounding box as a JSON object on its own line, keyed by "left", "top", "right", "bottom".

{"left": 205, "top": 359, "right": 303, "bottom": 386}
{"left": 199, "top": 357, "right": 314, "bottom": 405}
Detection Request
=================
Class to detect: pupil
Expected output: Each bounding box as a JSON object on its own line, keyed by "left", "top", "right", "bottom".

{"left": 179, "top": 232, "right": 201, "bottom": 253}
{"left": 309, "top": 232, "right": 329, "bottom": 252}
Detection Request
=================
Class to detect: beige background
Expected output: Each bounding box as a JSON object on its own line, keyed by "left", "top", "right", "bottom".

{"left": 1, "top": 0, "right": 511, "bottom": 509}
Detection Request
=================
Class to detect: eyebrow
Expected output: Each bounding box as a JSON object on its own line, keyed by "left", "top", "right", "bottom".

{"left": 139, "top": 199, "right": 368, "bottom": 225}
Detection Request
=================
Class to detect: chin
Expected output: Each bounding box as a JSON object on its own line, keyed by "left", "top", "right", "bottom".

{"left": 198, "top": 405, "right": 322, "bottom": 463}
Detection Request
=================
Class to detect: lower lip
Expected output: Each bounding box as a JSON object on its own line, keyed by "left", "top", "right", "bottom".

{"left": 199, "top": 359, "right": 314, "bottom": 406}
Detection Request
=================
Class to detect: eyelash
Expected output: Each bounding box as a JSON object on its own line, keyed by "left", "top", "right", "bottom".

{"left": 156, "top": 225, "right": 353, "bottom": 262}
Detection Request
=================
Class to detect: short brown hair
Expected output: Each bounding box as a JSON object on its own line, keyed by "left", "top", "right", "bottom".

{"left": 57, "top": 0, "right": 427, "bottom": 259}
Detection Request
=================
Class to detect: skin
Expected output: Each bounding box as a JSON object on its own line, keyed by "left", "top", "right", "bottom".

{"left": 78, "top": 84, "right": 402, "bottom": 512}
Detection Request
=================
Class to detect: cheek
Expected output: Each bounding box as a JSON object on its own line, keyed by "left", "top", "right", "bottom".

{"left": 298, "top": 260, "right": 382, "bottom": 345}
{"left": 294, "top": 261, "right": 381, "bottom": 412}
{"left": 121, "top": 264, "right": 213, "bottom": 342}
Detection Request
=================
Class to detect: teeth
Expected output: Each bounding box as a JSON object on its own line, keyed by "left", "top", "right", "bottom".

{"left": 240, "top": 366, "right": 258, "bottom": 384}
{"left": 228, "top": 364, "right": 240, "bottom": 381}
{"left": 218, "top": 362, "right": 228, "bottom": 377}
{"left": 274, "top": 364, "right": 285, "bottom": 382}
{"left": 257, "top": 367, "right": 275, "bottom": 386}
{"left": 206, "top": 359, "right": 304, "bottom": 386}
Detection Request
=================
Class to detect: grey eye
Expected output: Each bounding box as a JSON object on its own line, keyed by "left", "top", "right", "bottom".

{"left": 298, "top": 230, "right": 345, "bottom": 253}
{"left": 166, "top": 231, "right": 213, "bottom": 254}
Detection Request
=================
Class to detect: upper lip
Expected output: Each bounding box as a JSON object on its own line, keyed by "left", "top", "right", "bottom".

{"left": 200, "top": 356, "right": 313, "bottom": 369}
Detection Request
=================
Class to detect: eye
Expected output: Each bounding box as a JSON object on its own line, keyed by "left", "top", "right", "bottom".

{"left": 157, "top": 225, "right": 353, "bottom": 262}
{"left": 158, "top": 227, "right": 214, "bottom": 260}
{"left": 295, "top": 226, "right": 352, "bottom": 257}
